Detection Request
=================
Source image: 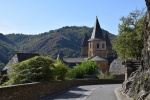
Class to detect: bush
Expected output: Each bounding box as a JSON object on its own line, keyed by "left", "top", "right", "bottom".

{"left": 71, "top": 60, "right": 99, "bottom": 78}
{"left": 54, "top": 60, "right": 69, "bottom": 80}
{"left": 97, "top": 72, "right": 115, "bottom": 79}
{"left": 7, "top": 56, "right": 55, "bottom": 85}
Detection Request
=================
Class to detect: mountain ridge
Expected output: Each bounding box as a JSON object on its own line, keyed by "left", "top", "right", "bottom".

{"left": 0, "top": 26, "right": 117, "bottom": 68}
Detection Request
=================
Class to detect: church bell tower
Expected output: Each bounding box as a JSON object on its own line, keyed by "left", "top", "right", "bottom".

{"left": 88, "top": 17, "right": 107, "bottom": 58}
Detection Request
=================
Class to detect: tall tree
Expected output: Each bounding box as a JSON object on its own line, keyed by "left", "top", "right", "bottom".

{"left": 113, "top": 9, "right": 145, "bottom": 60}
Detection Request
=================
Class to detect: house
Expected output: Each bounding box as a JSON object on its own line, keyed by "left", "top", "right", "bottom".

{"left": 58, "top": 17, "right": 116, "bottom": 73}
{"left": 2, "top": 53, "right": 40, "bottom": 75}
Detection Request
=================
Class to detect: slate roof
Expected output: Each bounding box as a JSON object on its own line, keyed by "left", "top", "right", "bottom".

{"left": 109, "top": 59, "right": 126, "bottom": 75}
{"left": 90, "top": 56, "right": 107, "bottom": 61}
{"left": 17, "top": 53, "right": 40, "bottom": 62}
{"left": 104, "top": 32, "right": 112, "bottom": 49}
{"left": 81, "top": 33, "right": 88, "bottom": 47}
{"left": 63, "top": 58, "right": 87, "bottom": 63}
{"left": 88, "top": 17, "right": 105, "bottom": 41}
{"left": 2, "top": 53, "right": 40, "bottom": 74}
{"left": 63, "top": 56, "right": 107, "bottom": 63}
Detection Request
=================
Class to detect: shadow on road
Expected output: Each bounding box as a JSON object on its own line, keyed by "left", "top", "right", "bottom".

{"left": 40, "top": 87, "right": 89, "bottom": 100}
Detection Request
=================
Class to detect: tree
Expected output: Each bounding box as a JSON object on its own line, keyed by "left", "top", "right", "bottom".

{"left": 71, "top": 60, "right": 99, "bottom": 78}
{"left": 6, "top": 56, "right": 55, "bottom": 85}
{"left": 113, "top": 9, "right": 145, "bottom": 60}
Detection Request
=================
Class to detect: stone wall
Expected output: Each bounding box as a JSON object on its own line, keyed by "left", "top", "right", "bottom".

{"left": 97, "top": 61, "right": 108, "bottom": 72}
{"left": 0, "top": 79, "right": 123, "bottom": 100}
{"left": 88, "top": 41, "right": 107, "bottom": 58}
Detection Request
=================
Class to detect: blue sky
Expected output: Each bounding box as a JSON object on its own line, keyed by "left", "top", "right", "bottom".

{"left": 0, "top": 0, "right": 146, "bottom": 35}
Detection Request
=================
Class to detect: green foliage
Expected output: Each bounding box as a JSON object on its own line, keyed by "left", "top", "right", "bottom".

{"left": 3, "top": 56, "right": 70, "bottom": 85}
{"left": 67, "top": 68, "right": 76, "bottom": 79}
{"left": 0, "top": 74, "right": 8, "bottom": 86}
{"left": 71, "top": 60, "right": 99, "bottom": 78}
{"left": 53, "top": 60, "right": 69, "bottom": 80}
{"left": 6, "top": 56, "right": 55, "bottom": 85}
{"left": 0, "top": 33, "right": 16, "bottom": 64}
{"left": 113, "top": 9, "right": 145, "bottom": 60}
{"left": 97, "top": 72, "right": 115, "bottom": 79}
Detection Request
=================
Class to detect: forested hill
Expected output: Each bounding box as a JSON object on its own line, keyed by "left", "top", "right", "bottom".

{"left": 0, "top": 26, "right": 117, "bottom": 68}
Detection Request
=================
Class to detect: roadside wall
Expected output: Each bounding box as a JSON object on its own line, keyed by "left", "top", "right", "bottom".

{"left": 0, "top": 79, "right": 123, "bottom": 100}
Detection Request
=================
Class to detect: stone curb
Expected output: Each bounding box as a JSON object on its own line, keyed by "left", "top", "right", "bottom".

{"left": 114, "top": 87, "right": 131, "bottom": 100}
{"left": 114, "top": 88, "right": 122, "bottom": 100}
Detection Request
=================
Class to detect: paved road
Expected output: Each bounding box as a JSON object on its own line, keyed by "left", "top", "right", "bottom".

{"left": 41, "top": 84, "right": 121, "bottom": 100}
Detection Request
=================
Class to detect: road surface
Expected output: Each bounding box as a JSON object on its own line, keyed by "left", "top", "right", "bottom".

{"left": 41, "top": 84, "right": 121, "bottom": 100}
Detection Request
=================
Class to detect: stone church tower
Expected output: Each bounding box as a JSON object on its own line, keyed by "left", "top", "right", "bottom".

{"left": 88, "top": 17, "right": 108, "bottom": 58}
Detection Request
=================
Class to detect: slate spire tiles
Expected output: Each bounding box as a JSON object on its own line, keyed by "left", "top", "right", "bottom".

{"left": 104, "top": 32, "right": 112, "bottom": 48}
{"left": 89, "top": 16, "right": 104, "bottom": 41}
{"left": 81, "top": 33, "right": 88, "bottom": 47}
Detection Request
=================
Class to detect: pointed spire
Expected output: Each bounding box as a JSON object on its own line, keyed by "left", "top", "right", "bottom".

{"left": 56, "top": 53, "right": 63, "bottom": 60}
{"left": 56, "top": 53, "right": 60, "bottom": 60}
{"left": 82, "top": 33, "right": 88, "bottom": 47}
{"left": 104, "top": 32, "right": 112, "bottom": 49}
{"left": 89, "top": 17, "right": 104, "bottom": 41}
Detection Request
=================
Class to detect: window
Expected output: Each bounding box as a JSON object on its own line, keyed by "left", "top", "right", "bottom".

{"left": 97, "top": 43, "right": 99, "bottom": 48}
{"left": 102, "top": 43, "right": 105, "bottom": 48}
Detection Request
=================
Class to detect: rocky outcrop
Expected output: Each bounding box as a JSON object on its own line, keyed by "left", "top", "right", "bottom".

{"left": 122, "top": 0, "right": 150, "bottom": 100}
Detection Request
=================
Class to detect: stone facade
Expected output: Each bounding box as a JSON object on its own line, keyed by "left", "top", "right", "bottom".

{"left": 88, "top": 40, "right": 107, "bottom": 58}
{"left": 87, "top": 17, "right": 110, "bottom": 72}
{"left": 96, "top": 61, "right": 108, "bottom": 72}
{"left": 3, "top": 54, "right": 18, "bottom": 73}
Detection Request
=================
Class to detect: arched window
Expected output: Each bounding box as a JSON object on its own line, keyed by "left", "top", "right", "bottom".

{"left": 97, "top": 43, "right": 99, "bottom": 48}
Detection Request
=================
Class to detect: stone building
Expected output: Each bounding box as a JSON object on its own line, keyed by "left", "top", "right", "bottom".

{"left": 2, "top": 53, "right": 40, "bottom": 74}
{"left": 88, "top": 17, "right": 108, "bottom": 58}
{"left": 59, "top": 17, "right": 115, "bottom": 73}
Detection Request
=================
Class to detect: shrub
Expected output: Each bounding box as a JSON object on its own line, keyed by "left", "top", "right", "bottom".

{"left": 71, "top": 60, "right": 99, "bottom": 78}
{"left": 97, "top": 72, "right": 115, "bottom": 79}
{"left": 54, "top": 60, "right": 69, "bottom": 80}
{"left": 7, "top": 56, "right": 55, "bottom": 85}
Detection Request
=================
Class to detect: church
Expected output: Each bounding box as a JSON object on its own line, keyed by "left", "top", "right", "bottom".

{"left": 59, "top": 17, "right": 116, "bottom": 73}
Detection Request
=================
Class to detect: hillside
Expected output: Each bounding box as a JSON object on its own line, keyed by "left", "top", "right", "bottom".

{"left": 0, "top": 26, "right": 117, "bottom": 68}
{"left": 0, "top": 33, "right": 16, "bottom": 69}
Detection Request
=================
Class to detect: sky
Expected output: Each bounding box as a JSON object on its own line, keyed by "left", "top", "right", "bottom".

{"left": 0, "top": 0, "right": 146, "bottom": 35}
